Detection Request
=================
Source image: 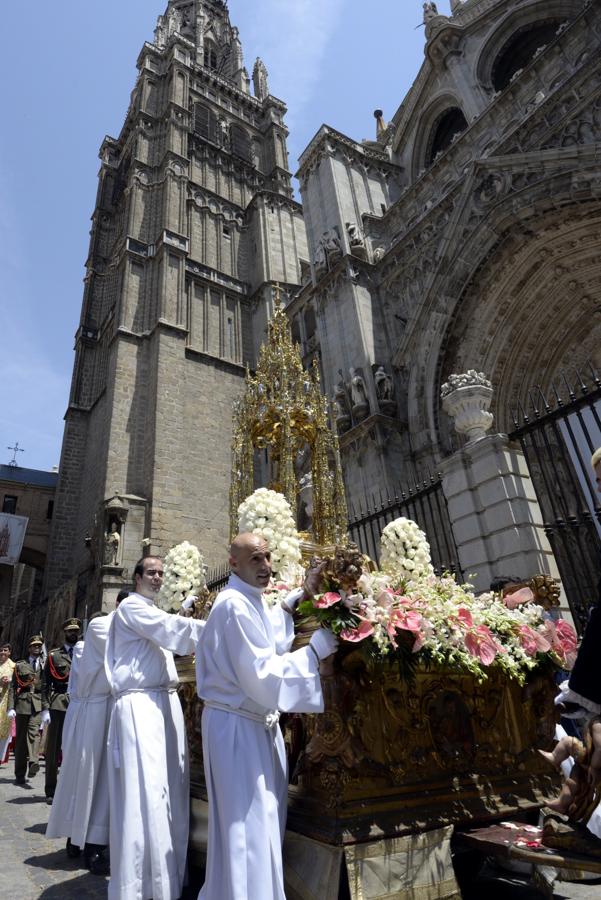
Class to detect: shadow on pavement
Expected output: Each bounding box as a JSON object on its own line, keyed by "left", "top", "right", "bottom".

{"left": 24, "top": 822, "right": 48, "bottom": 834}
{"left": 24, "top": 849, "right": 88, "bottom": 873}
{"left": 6, "top": 794, "right": 46, "bottom": 804}
{"left": 37, "top": 872, "right": 108, "bottom": 898}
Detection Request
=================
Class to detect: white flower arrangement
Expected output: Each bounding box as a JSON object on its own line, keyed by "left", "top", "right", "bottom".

{"left": 380, "top": 517, "right": 434, "bottom": 579}
{"left": 157, "top": 541, "right": 207, "bottom": 612}
{"left": 238, "top": 487, "right": 302, "bottom": 581}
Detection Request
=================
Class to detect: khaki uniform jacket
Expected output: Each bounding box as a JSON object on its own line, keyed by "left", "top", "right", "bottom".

{"left": 8, "top": 659, "right": 45, "bottom": 715}
{"left": 42, "top": 647, "right": 72, "bottom": 712}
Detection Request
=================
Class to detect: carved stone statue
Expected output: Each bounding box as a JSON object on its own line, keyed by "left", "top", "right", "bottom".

{"left": 333, "top": 380, "right": 352, "bottom": 433}
{"left": 349, "top": 368, "right": 370, "bottom": 420}
{"left": 167, "top": 6, "right": 183, "bottom": 36}
{"left": 253, "top": 58, "right": 269, "bottom": 101}
{"left": 323, "top": 229, "right": 342, "bottom": 259}
{"left": 231, "top": 26, "right": 244, "bottom": 73}
{"left": 450, "top": 0, "right": 465, "bottom": 12}
{"left": 374, "top": 365, "right": 397, "bottom": 416}
{"left": 374, "top": 366, "right": 394, "bottom": 402}
{"left": 104, "top": 520, "right": 121, "bottom": 567}
{"left": 346, "top": 222, "right": 364, "bottom": 249}
{"left": 154, "top": 15, "right": 167, "bottom": 49}
{"left": 423, "top": 2, "right": 439, "bottom": 22}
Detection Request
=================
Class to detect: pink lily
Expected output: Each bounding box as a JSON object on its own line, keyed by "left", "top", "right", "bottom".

{"left": 465, "top": 625, "right": 500, "bottom": 666}
{"left": 314, "top": 591, "right": 341, "bottom": 609}
{"left": 340, "top": 620, "right": 375, "bottom": 642}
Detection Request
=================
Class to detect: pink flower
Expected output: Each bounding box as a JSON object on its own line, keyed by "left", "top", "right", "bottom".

{"left": 392, "top": 610, "right": 424, "bottom": 633}
{"left": 518, "top": 625, "right": 551, "bottom": 656}
{"left": 504, "top": 587, "right": 535, "bottom": 610}
{"left": 456, "top": 608, "right": 473, "bottom": 628}
{"left": 314, "top": 591, "right": 341, "bottom": 608}
{"left": 340, "top": 621, "right": 375, "bottom": 642}
{"left": 412, "top": 631, "right": 426, "bottom": 653}
{"left": 375, "top": 589, "right": 394, "bottom": 610}
{"left": 465, "top": 625, "right": 500, "bottom": 666}
{"left": 555, "top": 619, "right": 578, "bottom": 654}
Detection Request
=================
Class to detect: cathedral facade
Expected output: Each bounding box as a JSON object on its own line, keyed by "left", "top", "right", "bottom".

{"left": 44, "top": 0, "right": 307, "bottom": 616}
{"left": 293, "top": 0, "right": 601, "bottom": 500}
{"left": 45, "top": 0, "right": 601, "bottom": 623}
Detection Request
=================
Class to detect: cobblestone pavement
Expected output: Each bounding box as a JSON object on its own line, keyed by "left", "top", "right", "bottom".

{"left": 1, "top": 757, "right": 600, "bottom": 899}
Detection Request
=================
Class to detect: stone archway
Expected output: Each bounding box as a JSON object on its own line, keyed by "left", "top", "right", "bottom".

{"left": 438, "top": 205, "right": 601, "bottom": 438}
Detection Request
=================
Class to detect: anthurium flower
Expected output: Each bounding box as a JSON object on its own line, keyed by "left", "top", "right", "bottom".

{"left": 465, "top": 625, "right": 501, "bottom": 666}
{"left": 340, "top": 621, "right": 375, "bottom": 642}
{"left": 314, "top": 591, "right": 342, "bottom": 608}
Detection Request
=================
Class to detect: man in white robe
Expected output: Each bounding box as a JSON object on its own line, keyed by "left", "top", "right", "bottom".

{"left": 105, "top": 557, "right": 205, "bottom": 900}
{"left": 196, "top": 533, "right": 337, "bottom": 900}
{"left": 46, "top": 612, "right": 113, "bottom": 874}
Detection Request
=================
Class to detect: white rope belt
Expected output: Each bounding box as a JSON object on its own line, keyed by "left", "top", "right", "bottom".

{"left": 113, "top": 686, "right": 177, "bottom": 700}
{"left": 204, "top": 700, "right": 280, "bottom": 731}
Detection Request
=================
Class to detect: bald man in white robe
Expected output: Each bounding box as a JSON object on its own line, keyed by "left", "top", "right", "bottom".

{"left": 196, "top": 533, "right": 337, "bottom": 900}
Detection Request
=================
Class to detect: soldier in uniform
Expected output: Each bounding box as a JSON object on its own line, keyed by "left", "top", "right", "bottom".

{"left": 7, "top": 634, "right": 47, "bottom": 785}
{"left": 42, "top": 618, "right": 82, "bottom": 803}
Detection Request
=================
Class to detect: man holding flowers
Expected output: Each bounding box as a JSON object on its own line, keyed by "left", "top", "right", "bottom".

{"left": 196, "top": 532, "right": 337, "bottom": 900}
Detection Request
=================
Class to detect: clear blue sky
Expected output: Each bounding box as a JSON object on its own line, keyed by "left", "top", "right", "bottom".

{"left": 0, "top": 0, "right": 452, "bottom": 472}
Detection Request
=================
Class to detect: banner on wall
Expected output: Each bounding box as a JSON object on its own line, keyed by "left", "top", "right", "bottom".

{"left": 0, "top": 513, "right": 29, "bottom": 566}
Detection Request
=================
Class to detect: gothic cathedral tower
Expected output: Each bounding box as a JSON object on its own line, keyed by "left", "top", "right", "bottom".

{"left": 45, "top": 0, "right": 308, "bottom": 615}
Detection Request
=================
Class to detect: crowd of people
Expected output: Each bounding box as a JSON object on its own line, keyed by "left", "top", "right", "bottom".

{"left": 1, "top": 533, "right": 336, "bottom": 899}
{"left": 1, "top": 448, "right": 600, "bottom": 898}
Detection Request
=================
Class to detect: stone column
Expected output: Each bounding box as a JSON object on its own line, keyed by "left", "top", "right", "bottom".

{"left": 439, "top": 372, "right": 563, "bottom": 597}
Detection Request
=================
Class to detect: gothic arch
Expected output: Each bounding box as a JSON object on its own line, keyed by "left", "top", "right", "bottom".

{"left": 404, "top": 165, "right": 601, "bottom": 460}
{"left": 412, "top": 94, "right": 468, "bottom": 178}
{"left": 475, "top": 0, "right": 581, "bottom": 90}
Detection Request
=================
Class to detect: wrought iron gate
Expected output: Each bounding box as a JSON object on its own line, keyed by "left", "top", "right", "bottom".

{"left": 509, "top": 364, "right": 601, "bottom": 632}
{"left": 348, "top": 475, "right": 463, "bottom": 577}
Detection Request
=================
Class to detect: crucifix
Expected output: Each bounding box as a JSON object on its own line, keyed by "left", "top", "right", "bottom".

{"left": 7, "top": 441, "right": 25, "bottom": 467}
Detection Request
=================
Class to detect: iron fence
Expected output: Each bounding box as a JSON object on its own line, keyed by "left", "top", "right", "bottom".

{"left": 348, "top": 474, "right": 463, "bottom": 577}
{"left": 509, "top": 362, "right": 601, "bottom": 632}
{"left": 206, "top": 562, "right": 230, "bottom": 593}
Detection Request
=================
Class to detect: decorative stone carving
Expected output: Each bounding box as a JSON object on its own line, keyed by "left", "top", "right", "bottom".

{"left": 349, "top": 368, "right": 370, "bottom": 422}
{"left": 441, "top": 371, "right": 494, "bottom": 443}
{"left": 154, "top": 15, "right": 167, "bottom": 49}
{"left": 314, "top": 229, "right": 342, "bottom": 277}
{"left": 167, "top": 6, "right": 183, "bottom": 37}
{"left": 346, "top": 221, "right": 365, "bottom": 255}
{"left": 374, "top": 365, "right": 397, "bottom": 417}
{"left": 253, "top": 58, "right": 269, "bottom": 101}
{"left": 450, "top": 0, "right": 465, "bottom": 12}
{"left": 333, "top": 379, "right": 352, "bottom": 434}
{"left": 104, "top": 521, "right": 122, "bottom": 567}
{"left": 423, "top": 2, "right": 439, "bottom": 22}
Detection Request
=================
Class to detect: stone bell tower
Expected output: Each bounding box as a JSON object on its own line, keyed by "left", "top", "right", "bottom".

{"left": 44, "top": 0, "right": 308, "bottom": 618}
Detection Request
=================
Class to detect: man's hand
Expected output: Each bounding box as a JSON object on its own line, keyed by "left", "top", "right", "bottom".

{"left": 281, "top": 588, "right": 304, "bottom": 616}
{"left": 40, "top": 709, "right": 51, "bottom": 727}
{"left": 7, "top": 709, "right": 16, "bottom": 719}
{"left": 179, "top": 596, "right": 197, "bottom": 617}
{"left": 309, "top": 628, "right": 338, "bottom": 660}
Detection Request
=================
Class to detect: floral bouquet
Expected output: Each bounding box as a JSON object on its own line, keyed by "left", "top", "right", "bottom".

{"left": 157, "top": 541, "right": 208, "bottom": 613}
{"left": 297, "top": 518, "right": 578, "bottom": 684}
{"left": 238, "top": 488, "right": 303, "bottom": 584}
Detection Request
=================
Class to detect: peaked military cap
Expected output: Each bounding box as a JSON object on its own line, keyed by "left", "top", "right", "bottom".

{"left": 62, "top": 617, "right": 82, "bottom": 632}
{"left": 28, "top": 634, "right": 43, "bottom": 646}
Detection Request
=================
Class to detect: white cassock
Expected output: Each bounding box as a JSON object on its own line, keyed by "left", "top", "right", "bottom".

{"left": 196, "top": 573, "right": 324, "bottom": 900}
{"left": 46, "top": 618, "right": 112, "bottom": 848}
{"left": 105, "top": 592, "right": 205, "bottom": 900}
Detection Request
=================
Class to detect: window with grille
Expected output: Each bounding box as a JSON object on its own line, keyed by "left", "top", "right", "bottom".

{"left": 193, "top": 103, "right": 219, "bottom": 144}
{"left": 230, "top": 124, "right": 252, "bottom": 162}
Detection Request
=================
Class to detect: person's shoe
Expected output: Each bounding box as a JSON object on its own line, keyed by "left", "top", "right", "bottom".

{"left": 28, "top": 761, "right": 39, "bottom": 778}
{"left": 45, "top": 795, "right": 54, "bottom": 805}
{"left": 88, "top": 847, "right": 111, "bottom": 875}
{"left": 15, "top": 777, "right": 26, "bottom": 785}
{"left": 66, "top": 838, "right": 82, "bottom": 858}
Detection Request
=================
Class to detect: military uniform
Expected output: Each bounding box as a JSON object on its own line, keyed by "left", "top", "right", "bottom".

{"left": 8, "top": 637, "right": 46, "bottom": 784}
{"left": 43, "top": 618, "right": 81, "bottom": 800}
